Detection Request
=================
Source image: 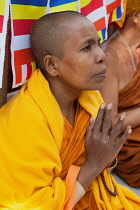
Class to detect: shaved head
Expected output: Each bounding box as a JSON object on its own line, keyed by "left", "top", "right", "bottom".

{"left": 30, "top": 11, "right": 86, "bottom": 72}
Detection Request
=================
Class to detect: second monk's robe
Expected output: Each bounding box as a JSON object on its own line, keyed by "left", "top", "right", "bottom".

{"left": 116, "top": 63, "right": 140, "bottom": 187}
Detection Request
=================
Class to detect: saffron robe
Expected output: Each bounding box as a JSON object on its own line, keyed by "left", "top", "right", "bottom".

{"left": 0, "top": 69, "right": 140, "bottom": 209}
{"left": 62, "top": 104, "right": 140, "bottom": 210}
{"left": 116, "top": 63, "right": 140, "bottom": 187}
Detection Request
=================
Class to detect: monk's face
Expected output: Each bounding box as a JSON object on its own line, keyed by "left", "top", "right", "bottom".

{"left": 55, "top": 17, "right": 106, "bottom": 92}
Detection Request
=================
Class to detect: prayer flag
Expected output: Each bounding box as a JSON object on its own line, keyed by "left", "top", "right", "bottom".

{"left": 50, "top": 0, "right": 78, "bottom": 12}
{"left": 80, "top": 0, "right": 107, "bottom": 41}
{"left": 106, "top": 0, "right": 124, "bottom": 23}
{"left": 0, "top": 0, "right": 9, "bottom": 88}
{"left": 10, "top": 0, "right": 48, "bottom": 6}
{"left": 10, "top": 1, "right": 48, "bottom": 87}
{"left": 10, "top": 0, "right": 125, "bottom": 88}
{"left": 80, "top": 0, "right": 124, "bottom": 41}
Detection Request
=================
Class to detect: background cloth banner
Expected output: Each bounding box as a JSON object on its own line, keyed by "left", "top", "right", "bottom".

{"left": 0, "top": 0, "right": 9, "bottom": 88}
{"left": 10, "top": 0, "right": 125, "bottom": 88}
{"left": 80, "top": 0, "right": 124, "bottom": 41}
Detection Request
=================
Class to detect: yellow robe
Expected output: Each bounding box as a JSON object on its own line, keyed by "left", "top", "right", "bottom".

{"left": 0, "top": 69, "right": 139, "bottom": 209}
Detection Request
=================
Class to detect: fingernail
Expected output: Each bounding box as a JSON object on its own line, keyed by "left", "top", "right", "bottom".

{"left": 120, "top": 114, "right": 125, "bottom": 121}
{"left": 128, "top": 129, "right": 132, "bottom": 134}
{"left": 127, "top": 125, "right": 131, "bottom": 129}
{"left": 107, "top": 103, "right": 112, "bottom": 110}
{"left": 100, "top": 103, "right": 106, "bottom": 109}
{"left": 90, "top": 118, "right": 94, "bottom": 124}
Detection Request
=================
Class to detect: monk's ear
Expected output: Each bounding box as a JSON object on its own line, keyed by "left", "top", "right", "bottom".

{"left": 132, "top": 12, "right": 140, "bottom": 24}
{"left": 43, "top": 55, "right": 59, "bottom": 77}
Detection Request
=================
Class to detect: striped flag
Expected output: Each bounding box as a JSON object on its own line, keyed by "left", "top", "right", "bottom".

{"left": 0, "top": 0, "right": 9, "bottom": 88}
{"left": 10, "top": 0, "right": 125, "bottom": 88}
{"left": 80, "top": 0, "right": 107, "bottom": 41}
{"left": 0, "top": 5, "right": 4, "bottom": 33}
{"left": 10, "top": 0, "right": 48, "bottom": 87}
{"left": 80, "top": 0, "right": 124, "bottom": 41}
{"left": 106, "top": 0, "right": 124, "bottom": 23}
{"left": 50, "top": 0, "right": 79, "bottom": 12}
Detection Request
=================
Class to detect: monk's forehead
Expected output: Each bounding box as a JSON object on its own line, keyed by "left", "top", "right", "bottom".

{"left": 63, "top": 17, "right": 96, "bottom": 33}
{"left": 64, "top": 18, "right": 98, "bottom": 41}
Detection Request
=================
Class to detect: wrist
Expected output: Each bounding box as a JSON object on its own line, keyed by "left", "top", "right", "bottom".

{"left": 77, "top": 161, "right": 104, "bottom": 190}
{"left": 105, "top": 158, "right": 118, "bottom": 172}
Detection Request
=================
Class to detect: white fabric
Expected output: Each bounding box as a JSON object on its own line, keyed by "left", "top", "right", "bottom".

{"left": 74, "top": 181, "right": 85, "bottom": 206}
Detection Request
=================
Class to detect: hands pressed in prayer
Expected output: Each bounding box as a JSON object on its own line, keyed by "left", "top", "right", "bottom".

{"left": 77, "top": 103, "right": 132, "bottom": 190}
{"left": 85, "top": 103, "right": 132, "bottom": 168}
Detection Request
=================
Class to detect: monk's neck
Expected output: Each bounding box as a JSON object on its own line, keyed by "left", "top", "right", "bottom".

{"left": 58, "top": 98, "right": 78, "bottom": 127}
{"left": 61, "top": 100, "right": 78, "bottom": 127}
{"left": 119, "top": 28, "right": 140, "bottom": 49}
{"left": 50, "top": 83, "right": 79, "bottom": 126}
{"left": 118, "top": 28, "right": 140, "bottom": 66}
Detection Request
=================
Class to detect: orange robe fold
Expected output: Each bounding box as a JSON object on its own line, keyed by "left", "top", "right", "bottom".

{"left": 116, "top": 63, "right": 140, "bottom": 187}
{"left": 61, "top": 104, "right": 140, "bottom": 209}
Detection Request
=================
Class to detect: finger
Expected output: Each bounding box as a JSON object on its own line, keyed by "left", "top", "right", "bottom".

{"left": 110, "top": 113, "right": 126, "bottom": 138}
{"left": 109, "top": 112, "right": 126, "bottom": 135}
{"left": 90, "top": 118, "right": 95, "bottom": 126}
{"left": 118, "top": 125, "right": 132, "bottom": 145}
{"left": 101, "top": 103, "right": 112, "bottom": 136}
{"left": 92, "top": 103, "right": 106, "bottom": 134}
{"left": 86, "top": 118, "right": 95, "bottom": 139}
{"left": 111, "top": 126, "right": 132, "bottom": 158}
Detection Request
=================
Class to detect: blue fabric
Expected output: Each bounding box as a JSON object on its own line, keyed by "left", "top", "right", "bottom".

{"left": 117, "top": 6, "right": 122, "bottom": 18}
{"left": 101, "top": 28, "right": 106, "bottom": 40}
{"left": 11, "top": 0, "right": 48, "bottom": 6}
{"left": 50, "top": 0, "right": 77, "bottom": 7}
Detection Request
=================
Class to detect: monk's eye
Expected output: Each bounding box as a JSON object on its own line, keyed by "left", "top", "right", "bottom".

{"left": 82, "top": 45, "right": 91, "bottom": 51}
